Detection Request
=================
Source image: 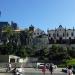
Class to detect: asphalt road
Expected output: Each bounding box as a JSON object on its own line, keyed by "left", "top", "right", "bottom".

{"left": 0, "top": 72, "right": 75, "bottom": 75}
{"left": 0, "top": 68, "right": 75, "bottom": 75}
{"left": 25, "top": 72, "right": 75, "bottom": 75}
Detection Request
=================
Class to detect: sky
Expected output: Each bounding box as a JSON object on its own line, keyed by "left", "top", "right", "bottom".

{"left": 0, "top": 0, "right": 75, "bottom": 32}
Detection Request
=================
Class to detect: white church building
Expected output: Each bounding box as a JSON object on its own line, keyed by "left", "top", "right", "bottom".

{"left": 47, "top": 25, "right": 75, "bottom": 44}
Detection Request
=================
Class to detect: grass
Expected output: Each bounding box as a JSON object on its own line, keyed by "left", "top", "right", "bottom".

{"left": 66, "top": 59, "right": 75, "bottom": 65}
{"left": 58, "top": 58, "right": 75, "bottom": 67}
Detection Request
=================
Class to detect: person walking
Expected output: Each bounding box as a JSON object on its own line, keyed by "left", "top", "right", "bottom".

{"left": 8, "top": 63, "right": 12, "bottom": 71}
{"left": 42, "top": 64, "right": 46, "bottom": 75}
{"left": 13, "top": 67, "right": 16, "bottom": 75}
{"left": 67, "top": 65, "right": 73, "bottom": 75}
{"left": 49, "top": 63, "right": 53, "bottom": 75}
{"left": 15, "top": 69, "right": 20, "bottom": 75}
{"left": 6, "top": 63, "right": 12, "bottom": 72}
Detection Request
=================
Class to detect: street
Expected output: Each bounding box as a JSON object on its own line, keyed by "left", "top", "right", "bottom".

{"left": 0, "top": 72, "right": 75, "bottom": 75}
{"left": 0, "top": 68, "right": 75, "bottom": 75}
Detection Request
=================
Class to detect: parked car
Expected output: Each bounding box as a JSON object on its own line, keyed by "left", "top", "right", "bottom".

{"left": 62, "top": 68, "right": 67, "bottom": 73}
{"left": 37, "top": 63, "right": 57, "bottom": 69}
{"left": 37, "top": 63, "right": 45, "bottom": 69}
{"left": 62, "top": 65, "right": 75, "bottom": 74}
{"left": 38, "top": 63, "right": 45, "bottom": 69}
{"left": 45, "top": 63, "right": 57, "bottom": 69}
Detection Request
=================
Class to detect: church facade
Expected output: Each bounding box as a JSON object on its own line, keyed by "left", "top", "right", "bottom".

{"left": 47, "top": 25, "right": 75, "bottom": 44}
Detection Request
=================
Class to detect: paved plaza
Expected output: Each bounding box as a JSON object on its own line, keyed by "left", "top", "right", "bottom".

{"left": 0, "top": 68, "right": 75, "bottom": 75}
{"left": 0, "top": 72, "right": 73, "bottom": 75}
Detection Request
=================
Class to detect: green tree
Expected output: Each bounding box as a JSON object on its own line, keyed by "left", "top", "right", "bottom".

{"left": 16, "top": 46, "right": 27, "bottom": 57}
{"left": 49, "top": 45, "right": 69, "bottom": 62}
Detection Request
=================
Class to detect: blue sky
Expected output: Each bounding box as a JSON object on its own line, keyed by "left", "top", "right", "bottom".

{"left": 0, "top": 0, "right": 75, "bottom": 32}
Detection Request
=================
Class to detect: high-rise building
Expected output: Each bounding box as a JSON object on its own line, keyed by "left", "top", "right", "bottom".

{"left": 0, "top": 22, "right": 9, "bottom": 31}
{"left": 11, "top": 21, "right": 18, "bottom": 30}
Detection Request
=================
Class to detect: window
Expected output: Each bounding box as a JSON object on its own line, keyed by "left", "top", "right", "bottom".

{"left": 49, "top": 34, "right": 51, "bottom": 37}
{"left": 71, "top": 32, "right": 73, "bottom": 36}
{"left": 63, "top": 33, "right": 64, "bottom": 37}
{"left": 67, "top": 33, "right": 68, "bottom": 37}
{"left": 53, "top": 33, "right": 56, "bottom": 37}
{"left": 57, "top": 33, "right": 59, "bottom": 37}
{"left": 37, "top": 33, "right": 39, "bottom": 35}
{"left": 34, "top": 33, "right": 36, "bottom": 35}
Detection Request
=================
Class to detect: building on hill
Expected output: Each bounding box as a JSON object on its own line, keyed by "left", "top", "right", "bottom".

{"left": 33, "top": 28, "right": 45, "bottom": 38}
{"left": 47, "top": 25, "right": 75, "bottom": 44}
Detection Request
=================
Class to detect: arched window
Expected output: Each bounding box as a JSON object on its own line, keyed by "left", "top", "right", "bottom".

{"left": 63, "top": 33, "right": 64, "bottom": 37}
{"left": 53, "top": 33, "right": 55, "bottom": 37}
{"left": 71, "top": 32, "right": 73, "bottom": 36}
{"left": 57, "top": 33, "right": 59, "bottom": 37}
{"left": 49, "top": 34, "right": 51, "bottom": 37}
{"left": 67, "top": 33, "right": 68, "bottom": 37}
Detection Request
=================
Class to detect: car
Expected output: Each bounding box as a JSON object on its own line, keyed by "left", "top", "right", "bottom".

{"left": 37, "top": 63, "right": 45, "bottom": 69}
{"left": 37, "top": 63, "right": 57, "bottom": 69}
{"left": 62, "top": 65, "right": 75, "bottom": 74}
{"left": 38, "top": 63, "right": 45, "bottom": 69}
{"left": 62, "top": 68, "right": 67, "bottom": 73}
{"left": 45, "top": 63, "right": 57, "bottom": 69}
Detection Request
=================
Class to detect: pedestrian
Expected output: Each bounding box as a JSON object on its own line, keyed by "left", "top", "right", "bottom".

{"left": 13, "top": 67, "right": 16, "bottom": 75}
{"left": 67, "top": 65, "right": 73, "bottom": 75}
{"left": 8, "top": 63, "right": 12, "bottom": 71}
{"left": 42, "top": 64, "right": 46, "bottom": 75}
{"left": 6, "top": 63, "right": 12, "bottom": 72}
{"left": 15, "top": 69, "right": 20, "bottom": 75}
{"left": 49, "top": 63, "right": 53, "bottom": 75}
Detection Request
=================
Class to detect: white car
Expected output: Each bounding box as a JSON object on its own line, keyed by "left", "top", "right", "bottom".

{"left": 37, "top": 63, "right": 45, "bottom": 69}
{"left": 37, "top": 63, "right": 57, "bottom": 69}
{"left": 45, "top": 63, "right": 57, "bottom": 69}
